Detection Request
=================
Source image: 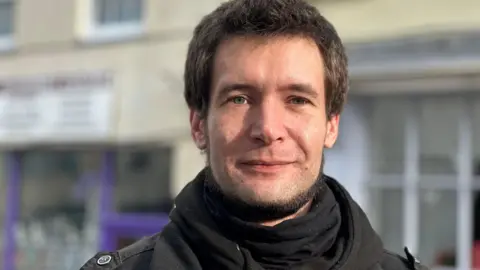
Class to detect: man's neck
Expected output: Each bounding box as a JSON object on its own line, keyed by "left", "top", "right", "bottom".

{"left": 260, "top": 200, "right": 313, "bottom": 227}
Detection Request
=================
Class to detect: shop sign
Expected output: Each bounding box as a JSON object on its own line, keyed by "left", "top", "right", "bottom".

{"left": 0, "top": 72, "right": 113, "bottom": 144}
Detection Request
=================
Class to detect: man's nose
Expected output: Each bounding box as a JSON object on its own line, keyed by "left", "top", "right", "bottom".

{"left": 249, "top": 100, "right": 286, "bottom": 145}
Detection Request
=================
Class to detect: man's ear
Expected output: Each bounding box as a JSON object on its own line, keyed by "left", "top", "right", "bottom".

{"left": 190, "top": 109, "right": 207, "bottom": 150}
{"left": 324, "top": 114, "right": 340, "bottom": 148}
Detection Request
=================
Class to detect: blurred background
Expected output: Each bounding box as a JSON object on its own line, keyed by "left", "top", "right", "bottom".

{"left": 0, "top": 0, "right": 479, "bottom": 269}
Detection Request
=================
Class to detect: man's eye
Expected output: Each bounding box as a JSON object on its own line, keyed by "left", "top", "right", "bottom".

{"left": 230, "top": 96, "right": 248, "bottom": 104}
{"left": 289, "top": 97, "right": 309, "bottom": 105}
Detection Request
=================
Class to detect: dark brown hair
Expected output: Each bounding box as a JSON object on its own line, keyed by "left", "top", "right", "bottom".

{"left": 184, "top": 0, "right": 348, "bottom": 119}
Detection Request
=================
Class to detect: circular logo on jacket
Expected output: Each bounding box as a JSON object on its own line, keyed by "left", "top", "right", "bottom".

{"left": 97, "top": 255, "right": 112, "bottom": 266}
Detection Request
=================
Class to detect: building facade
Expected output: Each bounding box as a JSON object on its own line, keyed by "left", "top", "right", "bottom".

{"left": 0, "top": 0, "right": 479, "bottom": 269}
{"left": 320, "top": 1, "right": 480, "bottom": 269}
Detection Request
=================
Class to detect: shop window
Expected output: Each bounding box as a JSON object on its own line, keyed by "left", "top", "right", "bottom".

{"left": 418, "top": 190, "right": 457, "bottom": 267}
{"left": 22, "top": 151, "right": 79, "bottom": 181}
{"left": 368, "top": 96, "right": 473, "bottom": 268}
{"left": 0, "top": 0, "right": 13, "bottom": 36}
{"left": 419, "top": 97, "right": 461, "bottom": 178}
{"left": 114, "top": 147, "right": 173, "bottom": 214}
{"left": 15, "top": 151, "right": 101, "bottom": 270}
{"left": 0, "top": 0, "right": 13, "bottom": 51}
{"left": 369, "top": 188, "right": 404, "bottom": 255}
{"left": 95, "top": 0, "right": 143, "bottom": 26}
{"left": 370, "top": 97, "right": 406, "bottom": 175}
{"left": 82, "top": 0, "right": 144, "bottom": 42}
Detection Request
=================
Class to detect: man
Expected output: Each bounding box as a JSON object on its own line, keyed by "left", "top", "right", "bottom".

{"left": 81, "top": 0, "right": 428, "bottom": 269}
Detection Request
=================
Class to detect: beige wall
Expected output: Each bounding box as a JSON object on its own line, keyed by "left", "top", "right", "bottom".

{"left": 147, "top": 0, "right": 224, "bottom": 33}
{"left": 10, "top": 0, "right": 480, "bottom": 47}
{"left": 0, "top": 0, "right": 478, "bottom": 229}
{"left": 316, "top": 0, "right": 480, "bottom": 42}
{"left": 16, "top": 0, "right": 76, "bottom": 47}
{"left": 15, "top": 0, "right": 221, "bottom": 48}
{"left": 0, "top": 38, "right": 192, "bottom": 142}
{"left": 1, "top": 0, "right": 479, "bottom": 142}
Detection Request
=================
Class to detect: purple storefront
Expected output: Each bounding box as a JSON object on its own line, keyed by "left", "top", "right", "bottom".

{"left": 2, "top": 150, "right": 172, "bottom": 270}
{"left": 0, "top": 73, "right": 174, "bottom": 270}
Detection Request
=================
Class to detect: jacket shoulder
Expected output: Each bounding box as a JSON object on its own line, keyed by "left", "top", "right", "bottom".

{"left": 78, "top": 233, "right": 159, "bottom": 270}
{"left": 380, "top": 248, "right": 430, "bottom": 270}
{"left": 78, "top": 223, "right": 200, "bottom": 270}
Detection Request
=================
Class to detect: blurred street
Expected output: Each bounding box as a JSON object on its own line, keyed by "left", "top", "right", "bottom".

{"left": 0, "top": 0, "right": 480, "bottom": 269}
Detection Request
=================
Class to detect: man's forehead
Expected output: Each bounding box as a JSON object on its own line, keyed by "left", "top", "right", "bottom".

{"left": 211, "top": 35, "right": 325, "bottom": 96}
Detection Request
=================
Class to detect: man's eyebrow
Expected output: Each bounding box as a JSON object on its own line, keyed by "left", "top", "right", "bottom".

{"left": 216, "top": 83, "right": 257, "bottom": 98}
{"left": 286, "top": 83, "right": 319, "bottom": 98}
{"left": 215, "top": 82, "right": 319, "bottom": 99}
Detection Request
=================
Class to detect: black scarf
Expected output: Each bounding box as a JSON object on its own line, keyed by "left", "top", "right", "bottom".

{"left": 204, "top": 171, "right": 343, "bottom": 269}
{"left": 169, "top": 168, "right": 384, "bottom": 270}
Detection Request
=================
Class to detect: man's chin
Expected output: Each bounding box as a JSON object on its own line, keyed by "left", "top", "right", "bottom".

{"left": 234, "top": 185, "right": 293, "bottom": 206}
{"left": 233, "top": 172, "right": 308, "bottom": 198}
{"left": 205, "top": 167, "right": 324, "bottom": 223}
{"left": 221, "top": 185, "right": 316, "bottom": 223}
{"left": 232, "top": 171, "right": 297, "bottom": 193}
{"left": 230, "top": 195, "right": 308, "bottom": 222}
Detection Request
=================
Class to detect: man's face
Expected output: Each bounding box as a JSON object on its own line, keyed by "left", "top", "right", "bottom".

{"left": 190, "top": 36, "right": 339, "bottom": 211}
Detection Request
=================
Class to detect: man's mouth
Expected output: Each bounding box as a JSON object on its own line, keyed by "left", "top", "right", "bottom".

{"left": 241, "top": 160, "right": 293, "bottom": 166}
{"left": 238, "top": 160, "right": 294, "bottom": 173}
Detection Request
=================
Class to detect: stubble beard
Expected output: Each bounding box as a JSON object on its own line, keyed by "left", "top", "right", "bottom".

{"left": 204, "top": 147, "right": 326, "bottom": 223}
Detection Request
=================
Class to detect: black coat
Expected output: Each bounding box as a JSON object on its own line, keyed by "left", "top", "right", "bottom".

{"left": 80, "top": 173, "right": 429, "bottom": 270}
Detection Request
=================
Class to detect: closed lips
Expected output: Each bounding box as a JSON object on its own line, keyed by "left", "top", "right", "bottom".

{"left": 240, "top": 160, "right": 293, "bottom": 165}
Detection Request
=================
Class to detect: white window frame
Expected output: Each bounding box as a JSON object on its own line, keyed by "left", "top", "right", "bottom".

{"left": 76, "top": 0, "right": 144, "bottom": 44}
{"left": 456, "top": 98, "right": 474, "bottom": 270}
{"left": 403, "top": 98, "right": 420, "bottom": 257}
{"left": 367, "top": 96, "right": 475, "bottom": 270}
{"left": 0, "top": 0, "right": 14, "bottom": 51}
